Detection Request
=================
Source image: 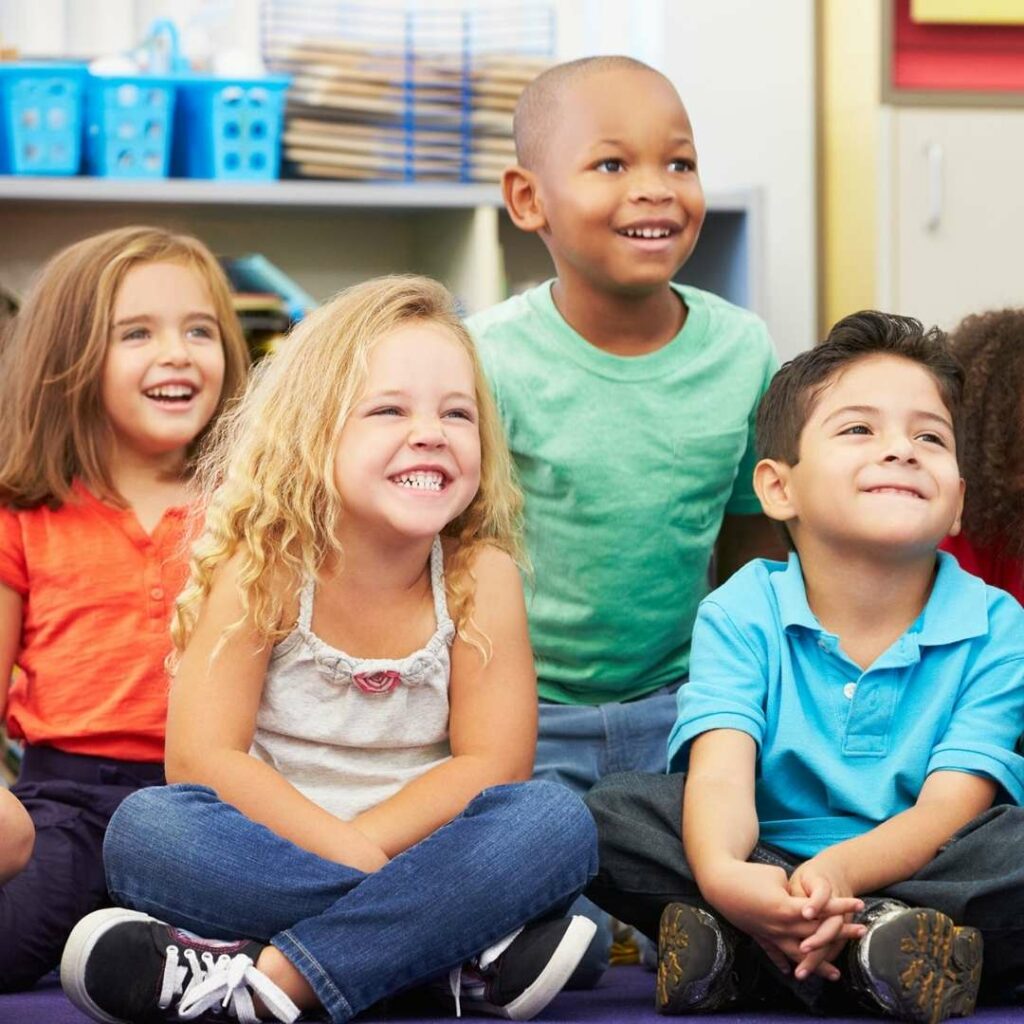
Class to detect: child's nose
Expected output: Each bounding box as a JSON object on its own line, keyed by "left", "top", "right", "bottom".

{"left": 629, "top": 168, "right": 674, "bottom": 204}
{"left": 882, "top": 435, "right": 917, "bottom": 462}
{"left": 157, "top": 331, "right": 192, "bottom": 364}
{"left": 409, "top": 417, "right": 447, "bottom": 448}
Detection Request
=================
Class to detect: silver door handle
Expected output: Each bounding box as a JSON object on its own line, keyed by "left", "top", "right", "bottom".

{"left": 924, "top": 141, "right": 943, "bottom": 232}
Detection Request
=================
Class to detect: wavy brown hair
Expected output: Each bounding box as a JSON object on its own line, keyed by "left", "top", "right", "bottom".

{"left": 172, "top": 275, "right": 524, "bottom": 660}
{"left": 0, "top": 226, "right": 250, "bottom": 509}
{"left": 950, "top": 308, "right": 1024, "bottom": 557}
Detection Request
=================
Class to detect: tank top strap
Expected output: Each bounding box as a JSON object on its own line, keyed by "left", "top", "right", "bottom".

{"left": 428, "top": 536, "right": 453, "bottom": 630}
{"left": 296, "top": 576, "right": 316, "bottom": 631}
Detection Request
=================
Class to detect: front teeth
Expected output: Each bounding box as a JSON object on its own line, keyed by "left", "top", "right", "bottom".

{"left": 145, "top": 385, "right": 195, "bottom": 399}
{"left": 621, "top": 227, "right": 672, "bottom": 239}
{"left": 394, "top": 471, "right": 445, "bottom": 491}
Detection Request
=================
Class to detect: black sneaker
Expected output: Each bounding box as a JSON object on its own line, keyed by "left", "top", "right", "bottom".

{"left": 60, "top": 907, "right": 301, "bottom": 1024}
{"left": 656, "top": 902, "right": 742, "bottom": 1014}
{"left": 447, "top": 915, "right": 597, "bottom": 1020}
{"left": 844, "top": 902, "right": 983, "bottom": 1023}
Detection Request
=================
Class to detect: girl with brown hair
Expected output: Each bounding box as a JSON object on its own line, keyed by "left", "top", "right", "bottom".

{"left": 0, "top": 225, "right": 249, "bottom": 991}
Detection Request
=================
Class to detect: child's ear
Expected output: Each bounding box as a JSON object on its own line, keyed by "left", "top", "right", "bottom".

{"left": 753, "top": 458, "right": 798, "bottom": 525}
{"left": 947, "top": 477, "right": 966, "bottom": 537}
{"left": 502, "top": 165, "right": 547, "bottom": 233}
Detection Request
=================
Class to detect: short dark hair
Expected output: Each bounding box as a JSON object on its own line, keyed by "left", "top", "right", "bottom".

{"left": 513, "top": 55, "right": 671, "bottom": 169}
{"left": 756, "top": 310, "right": 963, "bottom": 466}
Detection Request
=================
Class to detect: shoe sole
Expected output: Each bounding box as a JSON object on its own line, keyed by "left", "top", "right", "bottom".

{"left": 479, "top": 915, "right": 599, "bottom": 1021}
{"left": 858, "top": 908, "right": 982, "bottom": 1024}
{"left": 657, "top": 902, "right": 736, "bottom": 1015}
{"left": 60, "top": 907, "right": 159, "bottom": 1024}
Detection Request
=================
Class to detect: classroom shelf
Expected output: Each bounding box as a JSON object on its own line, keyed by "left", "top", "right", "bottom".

{"left": 0, "top": 177, "right": 763, "bottom": 317}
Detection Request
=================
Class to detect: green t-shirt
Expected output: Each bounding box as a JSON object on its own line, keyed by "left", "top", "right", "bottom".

{"left": 467, "top": 282, "right": 778, "bottom": 705}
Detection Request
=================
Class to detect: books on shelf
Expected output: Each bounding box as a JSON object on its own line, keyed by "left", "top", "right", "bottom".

{"left": 220, "top": 254, "right": 314, "bottom": 357}
{"left": 261, "top": 2, "right": 553, "bottom": 183}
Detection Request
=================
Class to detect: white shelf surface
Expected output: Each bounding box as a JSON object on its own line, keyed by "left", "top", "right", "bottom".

{"left": 0, "top": 175, "right": 758, "bottom": 215}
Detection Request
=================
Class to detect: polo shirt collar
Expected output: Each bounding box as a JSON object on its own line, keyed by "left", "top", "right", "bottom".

{"left": 771, "top": 549, "right": 989, "bottom": 647}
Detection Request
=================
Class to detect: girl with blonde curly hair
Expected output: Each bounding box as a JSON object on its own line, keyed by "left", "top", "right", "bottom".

{"left": 63, "top": 276, "right": 598, "bottom": 1024}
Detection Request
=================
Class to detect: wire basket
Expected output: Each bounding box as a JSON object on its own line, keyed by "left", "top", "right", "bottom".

{"left": 261, "top": 1, "right": 554, "bottom": 182}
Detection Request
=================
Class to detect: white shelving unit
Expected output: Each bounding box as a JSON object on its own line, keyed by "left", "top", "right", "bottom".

{"left": 0, "top": 176, "right": 763, "bottom": 317}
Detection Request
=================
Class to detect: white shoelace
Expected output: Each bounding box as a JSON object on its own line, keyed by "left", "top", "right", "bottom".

{"left": 158, "top": 945, "right": 301, "bottom": 1023}
{"left": 446, "top": 926, "right": 523, "bottom": 1018}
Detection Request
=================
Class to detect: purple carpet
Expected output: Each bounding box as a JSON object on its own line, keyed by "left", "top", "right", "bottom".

{"left": 1, "top": 967, "right": 1020, "bottom": 1023}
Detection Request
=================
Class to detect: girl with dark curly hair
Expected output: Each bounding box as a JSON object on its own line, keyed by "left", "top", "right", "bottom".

{"left": 940, "top": 308, "right": 1024, "bottom": 604}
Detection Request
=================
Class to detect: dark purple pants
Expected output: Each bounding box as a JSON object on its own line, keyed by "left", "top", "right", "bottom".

{"left": 0, "top": 744, "right": 164, "bottom": 992}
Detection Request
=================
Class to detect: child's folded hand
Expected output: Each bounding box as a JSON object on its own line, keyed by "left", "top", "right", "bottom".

{"left": 704, "top": 860, "right": 851, "bottom": 980}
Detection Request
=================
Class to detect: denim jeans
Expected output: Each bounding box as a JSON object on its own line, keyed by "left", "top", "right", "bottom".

{"left": 103, "top": 780, "right": 598, "bottom": 1023}
{"left": 534, "top": 682, "right": 681, "bottom": 987}
{"left": 585, "top": 771, "right": 1024, "bottom": 1007}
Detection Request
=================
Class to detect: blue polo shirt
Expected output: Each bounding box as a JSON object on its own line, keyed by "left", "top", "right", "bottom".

{"left": 667, "top": 552, "right": 1024, "bottom": 859}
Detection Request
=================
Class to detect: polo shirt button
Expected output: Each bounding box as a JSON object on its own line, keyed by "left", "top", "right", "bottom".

{"left": 843, "top": 682, "right": 857, "bottom": 699}
{"left": 150, "top": 587, "right": 164, "bottom": 600}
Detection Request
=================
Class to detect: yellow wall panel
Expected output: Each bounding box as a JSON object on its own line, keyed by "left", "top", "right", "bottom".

{"left": 911, "top": 0, "right": 1024, "bottom": 24}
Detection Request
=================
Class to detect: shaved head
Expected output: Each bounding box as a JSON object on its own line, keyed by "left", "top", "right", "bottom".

{"left": 513, "top": 56, "right": 676, "bottom": 169}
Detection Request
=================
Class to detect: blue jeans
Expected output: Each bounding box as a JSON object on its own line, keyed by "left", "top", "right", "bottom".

{"left": 103, "top": 780, "right": 598, "bottom": 1023}
{"left": 534, "top": 682, "right": 681, "bottom": 987}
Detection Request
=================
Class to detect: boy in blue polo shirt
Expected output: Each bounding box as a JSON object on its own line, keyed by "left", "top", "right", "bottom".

{"left": 585, "top": 311, "right": 1024, "bottom": 1021}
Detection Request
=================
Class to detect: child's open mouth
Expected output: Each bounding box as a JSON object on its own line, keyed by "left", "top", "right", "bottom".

{"left": 143, "top": 384, "right": 197, "bottom": 406}
{"left": 390, "top": 470, "right": 448, "bottom": 493}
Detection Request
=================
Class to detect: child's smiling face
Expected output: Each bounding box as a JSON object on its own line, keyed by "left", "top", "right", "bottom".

{"left": 333, "top": 320, "right": 482, "bottom": 545}
{"left": 781, "top": 354, "right": 965, "bottom": 559}
{"left": 527, "top": 66, "right": 706, "bottom": 298}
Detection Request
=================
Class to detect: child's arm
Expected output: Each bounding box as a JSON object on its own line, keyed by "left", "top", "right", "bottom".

{"left": 0, "top": 581, "right": 21, "bottom": 718}
{"left": 790, "top": 769, "right": 996, "bottom": 902}
{"left": 166, "top": 557, "right": 389, "bottom": 873}
{"left": 714, "top": 514, "right": 787, "bottom": 583}
{"left": 788, "top": 771, "right": 995, "bottom": 978}
{"left": 0, "top": 787, "right": 33, "bottom": 884}
{"left": 352, "top": 545, "right": 535, "bottom": 858}
{"left": 684, "top": 729, "right": 865, "bottom": 979}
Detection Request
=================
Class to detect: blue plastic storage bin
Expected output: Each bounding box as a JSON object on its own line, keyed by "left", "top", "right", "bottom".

{"left": 172, "top": 75, "right": 289, "bottom": 180}
{"left": 84, "top": 74, "right": 177, "bottom": 178}
{"left": 0, "top": 62, "right": 85, "bottom": 175}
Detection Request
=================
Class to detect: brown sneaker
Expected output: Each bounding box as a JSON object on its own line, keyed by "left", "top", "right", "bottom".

{"left": 656, "top": 903, "right": 742, "bottom": 1014}
{"left": 845, "top": 903, "right": 982, "bottom": 1024}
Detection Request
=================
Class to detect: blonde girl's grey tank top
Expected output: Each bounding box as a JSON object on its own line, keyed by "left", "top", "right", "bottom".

{"left": 249, "top": 537, "right": 454, "bottom": 820}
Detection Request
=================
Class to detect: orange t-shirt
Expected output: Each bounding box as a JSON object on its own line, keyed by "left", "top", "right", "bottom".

{"left": 0, "top": 482, "right": 193, "bottom": 762}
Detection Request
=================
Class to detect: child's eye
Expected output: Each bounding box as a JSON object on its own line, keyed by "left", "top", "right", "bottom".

{"left": 370, "top": 406, "right": 402, "bottom": 417}
{"left": 121, "top": 328, "right": 149, "bottom": 342}
{"left": 917, "top": 432, "right": 947, "bottom": 447}
{"left": 669, "top": 158, "right": 696, "bottom": 173}
{"left": 187, "top": 325, "right": 218, "bottom": 341}
{"left": 444, "top": 408, "right": 476, "bottom": 422}
{"left": 839, "top": 424, "right": 871, "bottom": 436}
{"left": 595, "top": 158, "right": 624, "bottom": 173}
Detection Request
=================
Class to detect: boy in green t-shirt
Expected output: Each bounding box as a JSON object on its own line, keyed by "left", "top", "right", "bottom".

{"left": 466, "top": 55, "right": 783, "bottom": 984}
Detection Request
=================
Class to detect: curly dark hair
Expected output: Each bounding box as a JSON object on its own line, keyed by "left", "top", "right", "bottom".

{"left": 950, "top": 308, "right": 1024, "bottom": 558}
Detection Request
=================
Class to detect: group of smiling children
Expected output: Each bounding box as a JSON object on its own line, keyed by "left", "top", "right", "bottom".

{"left": 0, "top": 54, "right": 1021, "bottom": 1024}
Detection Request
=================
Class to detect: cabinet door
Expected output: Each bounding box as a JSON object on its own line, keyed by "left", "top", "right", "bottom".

{"left": 883, "top": 107, "right": 1024, "bottom": 329}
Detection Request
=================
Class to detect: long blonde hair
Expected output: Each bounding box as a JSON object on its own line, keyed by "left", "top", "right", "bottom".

{"left": 0, "top": 226, "right": 250, "bottom": 509}
{"left": 173, "top": 275, "right": 523, "bottom": 657}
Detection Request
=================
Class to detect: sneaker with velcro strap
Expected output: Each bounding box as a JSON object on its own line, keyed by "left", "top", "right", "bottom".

{"left": 60, "top": 907, "right": 300, "bottom": 1024}
{"left": 445, "top": 915, "right": 597, "bottom": 1020}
